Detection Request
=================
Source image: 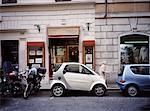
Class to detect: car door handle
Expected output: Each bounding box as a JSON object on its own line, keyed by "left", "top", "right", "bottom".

{"left": 58, "top": 77, "right": 61, "bottom": 80}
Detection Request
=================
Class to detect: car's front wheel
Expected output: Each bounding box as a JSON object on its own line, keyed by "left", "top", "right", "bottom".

{"left": 125, "top": 85, "right": 139, "bottom": 97}
{"left": 92, "top": 85, "right": 106, "bottom": 97}
{"left": 52, "top": 84, "right": 65, "bottom": 97}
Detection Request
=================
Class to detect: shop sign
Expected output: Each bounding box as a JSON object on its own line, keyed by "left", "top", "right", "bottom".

{"left": 48, "top": 27, "right": 79, "bottom": 37}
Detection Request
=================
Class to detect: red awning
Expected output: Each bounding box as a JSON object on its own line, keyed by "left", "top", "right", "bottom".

{"left": 83, "top": 40, "right": 95, "bottom": 46}
{"left": 27, "top": 42, "right": 44, "bottom": 47}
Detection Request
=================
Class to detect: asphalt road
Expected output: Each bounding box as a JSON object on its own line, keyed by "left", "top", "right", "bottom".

{"left": 0, "top": 90, "right": 150, "bottom": 111}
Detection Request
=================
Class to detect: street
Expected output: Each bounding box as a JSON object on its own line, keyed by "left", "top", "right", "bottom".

{"left": 0, "top": 90, "right": 150, "bottom": 111}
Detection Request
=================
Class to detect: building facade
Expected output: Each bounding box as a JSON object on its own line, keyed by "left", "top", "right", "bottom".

{"left": 0, "top": 0, "right": 150, "bottom": 86}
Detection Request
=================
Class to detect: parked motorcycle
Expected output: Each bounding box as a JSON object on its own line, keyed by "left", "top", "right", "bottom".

{"left": 1, "top": 70, "right": 27, "bottom": 97}
{"left": 23, "top": 67, "right": 46, "bottom": 99}
{"left": 0, "top": 70, "right": 3, "bottom": 93}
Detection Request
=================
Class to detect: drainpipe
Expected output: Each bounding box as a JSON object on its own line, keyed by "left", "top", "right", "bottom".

{"left": 104, "top": 0, "right": 108, "bottom": 18}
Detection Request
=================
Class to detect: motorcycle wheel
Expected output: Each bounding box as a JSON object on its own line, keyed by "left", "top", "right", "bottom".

{"left": 11, "top": 83, "right": 22, "bottom": 97}
{"left": 34, "top": 83, "right": 41, "bottom": 93}
{"left": 23, "top": 83, "right": 33, "bottom": 99}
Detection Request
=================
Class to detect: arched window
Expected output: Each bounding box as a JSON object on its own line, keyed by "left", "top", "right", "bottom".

{"left": 120, "top": 34, "right": 149, "bottom": 64}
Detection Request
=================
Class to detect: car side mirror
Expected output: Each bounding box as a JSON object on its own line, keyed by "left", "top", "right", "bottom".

{"left": 63, "top": 69, "right": 66, "bottom": 74}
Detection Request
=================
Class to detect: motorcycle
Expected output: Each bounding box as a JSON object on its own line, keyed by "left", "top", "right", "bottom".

{"left": 1, "top": 70, "right": 27, "bottom": 97}
{"left": 23, "top": 67, "right": 46, "bottom": 99}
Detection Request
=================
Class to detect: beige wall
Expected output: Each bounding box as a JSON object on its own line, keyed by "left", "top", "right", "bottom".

{"left": 95, "top": 17, "right": 150, "bottom": 83}
{"left": 0, "top": 3, "right": 95, "bottom": 85}
{"left": 96, "top": 2, "right": 150, "bottom": 13}
{"left": 0, "top": 0, "right": 150, "bottom": 85}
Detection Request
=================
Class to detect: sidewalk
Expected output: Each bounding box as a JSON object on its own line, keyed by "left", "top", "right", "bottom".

{"left": 107, "top": 83, "right": 119, "bottom": 90}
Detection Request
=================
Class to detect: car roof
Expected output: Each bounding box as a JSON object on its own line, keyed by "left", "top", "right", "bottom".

{"left": 62, "top": 62, "right": 82, "bottom": 65}
{"left": 122, "top": 64, "right": 150, "bottom": 67}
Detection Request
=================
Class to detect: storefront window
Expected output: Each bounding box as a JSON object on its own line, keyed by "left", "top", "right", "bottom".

{"left": 1, "top": 40, "right": 19, "bottom": 70}
{"left": 83, "top": 40, "right": 95, "bottom": 70}
{"left": 2, "top": 0, "right": 17, "bottom": 4}
{"left": 49, "top": 38, "right": 79, "bottom": 71}
{"left": 27, "top": 42, "right": 45, "bottom": 68}
{"left": 120, "top": 34, "right": 149, "bottom": 64}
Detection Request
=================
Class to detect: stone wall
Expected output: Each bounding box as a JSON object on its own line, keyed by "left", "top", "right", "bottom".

{"left": 95, "top": 18, "right": 150, "bottom": 84}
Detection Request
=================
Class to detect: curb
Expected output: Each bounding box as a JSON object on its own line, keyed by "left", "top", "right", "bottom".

{"left": 107, "top": 88, "right": 120, "bottom": 91}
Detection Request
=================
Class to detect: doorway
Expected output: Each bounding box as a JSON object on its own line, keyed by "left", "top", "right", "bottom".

{"left": 1, "top": 40, "right": 19, "bottom": 69}
{"left": 49, "top": 38, "right": 79, "bottom": 71}
{"left": 68, "top": 45, "right": 79, "bottom": 62}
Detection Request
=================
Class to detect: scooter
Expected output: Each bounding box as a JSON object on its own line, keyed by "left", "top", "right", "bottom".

{"left": 23, "top": 67, "right": 46, "bottom": 99}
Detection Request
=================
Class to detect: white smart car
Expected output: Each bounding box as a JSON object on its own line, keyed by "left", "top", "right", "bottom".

{"left": 50, "top": 62, "right": 107, "bottom": 97}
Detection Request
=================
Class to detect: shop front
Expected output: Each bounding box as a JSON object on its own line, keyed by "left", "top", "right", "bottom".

{"left": 120, "top": 33, "right": 149, "bottom": 65}
{"left": 47, "top": 26, "right": 96, "bottom": 77}
{"left": 47, "top": 27, "right": 80, "bottom": 77}
{"left": 49, "top": 38, "right": 79, "bottom": 64}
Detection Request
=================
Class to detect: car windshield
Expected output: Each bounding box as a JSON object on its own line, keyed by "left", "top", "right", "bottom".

{"left": 53, "top": 64, "right": 62, "bottom": 72}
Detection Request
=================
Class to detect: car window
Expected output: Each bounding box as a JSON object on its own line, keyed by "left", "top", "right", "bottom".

{"left": 80, "top": 65, "right": 93, "bottom": 75}
{"left": 65, "top": 64, "right": 79, "bottom": 73}
{"left": 64, "top": 64, "right": 93, "bottom": 75}
{"left": 130, "top": 66, "right": 150, "bottom": 75}
{"left": 53, "top": 64, "right": 62, "bottom": 72}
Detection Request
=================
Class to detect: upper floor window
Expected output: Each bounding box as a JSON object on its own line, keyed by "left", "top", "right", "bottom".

{"left": 2, "top": 0, "right": 17, "bottom": 4}
{"left": 55, "top": 0, "right": 71, "bottom": 2}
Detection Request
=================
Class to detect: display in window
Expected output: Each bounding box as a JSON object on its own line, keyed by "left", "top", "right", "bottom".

{"left": 120, "top": 44, "right": 133, "bottom": 64}
{"left": 29, "top": 50, "right": 35, "bottom": 55}
{"left": 83, "top": 41, "right": 95, "bottom": 70}
{"left": 86, "top": 64, "right": 93, "bottom": 69}
{"left": 35, "top": 58, "right": 43, "bottom": 63}
{"left": 56, "top": 56, "right": 63, "bottom": 63}
{"left": 69, "top": 46, "right": 79, "bottom": 62}
{"left": 120, "top": 44, "right": 149, "bottom": 64}
{"left": 85, "top": 46, "right": 93, "bottom": 54}
{"left": 139, "top": 46, "right": 148, "bottom": 63}
{"left": 36, "top": 50, "right": 43, "bottom": 55}
{"left": 29, "top": 59, "right": 34, "bottom": 63}
{"left": 85, "top": 54, "right": 92, "bottom": 63}
{"left": 56, "top": 46, "right": 65, "bottom": 56}
{"left": 27, "top": 42, "right": 45, "bottom": 68}
{"left": 31, "top": 64, "right": 41, "bottom": 68}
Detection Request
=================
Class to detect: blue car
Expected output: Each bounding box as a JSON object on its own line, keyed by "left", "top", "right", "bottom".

{"left": 116, "top": 64, "right": 150, "bottom": 97}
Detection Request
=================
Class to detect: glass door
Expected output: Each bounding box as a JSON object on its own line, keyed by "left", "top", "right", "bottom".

{"left": 68, "top": 45, "right": 79, "bottom": 62}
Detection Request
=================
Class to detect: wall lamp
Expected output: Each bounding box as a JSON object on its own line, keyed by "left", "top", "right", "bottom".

{"left": 34, "top": 24, "right": 41, "bottom": 33}
{"left": 86, "top": 22, "right": 92, "bottom": 31}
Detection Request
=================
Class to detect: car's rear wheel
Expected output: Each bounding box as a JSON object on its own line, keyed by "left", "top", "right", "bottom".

{"left": 92, "top": 85, "right": 106, "bottom": 97}
{"left": 126, "top": 85, "right": 139, "bottom": 97}
{"left": 52, "top": 84, "right": 65, "bottom": 97}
